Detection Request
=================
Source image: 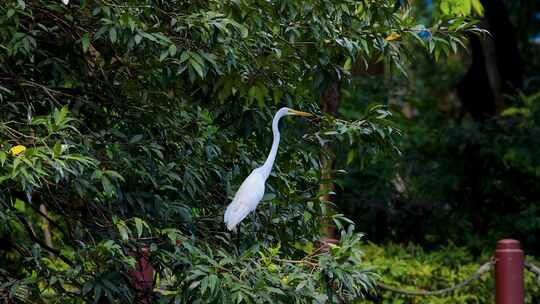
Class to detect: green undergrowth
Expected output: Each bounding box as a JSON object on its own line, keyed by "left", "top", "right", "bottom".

{"left": 359, "top": 242, "right": 540, "bottom": 304}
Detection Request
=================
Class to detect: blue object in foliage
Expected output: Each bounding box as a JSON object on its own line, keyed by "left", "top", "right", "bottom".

{"left": 531, "top": 34, "right": 540, "bottom": 45}
{"left": 418, "top": 30, "right": 432, "bottom": 41}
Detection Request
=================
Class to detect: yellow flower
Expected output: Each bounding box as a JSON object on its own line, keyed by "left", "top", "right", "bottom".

{"left": 10, "top": 145, "right": 26, "bottom": 156}
{"left": 384, "top": 32, "right": 401, "bottom": 41}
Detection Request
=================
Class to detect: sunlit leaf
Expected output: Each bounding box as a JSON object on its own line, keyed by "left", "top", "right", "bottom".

{"left": 10, "top": 145, "right": 26, "bottom": 156}
{"left": 384, "top": 33, "right": 401, "bottom": 41}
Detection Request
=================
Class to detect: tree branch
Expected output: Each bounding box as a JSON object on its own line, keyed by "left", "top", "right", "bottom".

{"left": 14, "top": 212, "right": 75, "bottom": 267}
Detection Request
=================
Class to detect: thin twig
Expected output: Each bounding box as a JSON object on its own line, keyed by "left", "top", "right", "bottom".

{"left": 273, "top": 258, "right": 318, "bottom": 267}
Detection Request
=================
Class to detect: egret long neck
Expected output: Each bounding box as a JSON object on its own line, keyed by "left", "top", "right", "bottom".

{"left": 261, "top": 113, "right": 283, "bottom": 179}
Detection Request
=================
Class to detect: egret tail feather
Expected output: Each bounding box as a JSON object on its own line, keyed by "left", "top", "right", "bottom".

{"left": 224, "top": 200, "right": 251, "bottom": 231}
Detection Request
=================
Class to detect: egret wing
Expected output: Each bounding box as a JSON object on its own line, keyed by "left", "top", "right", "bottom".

{"left": 224, "top": 170, "right": 265, "bottom": 230}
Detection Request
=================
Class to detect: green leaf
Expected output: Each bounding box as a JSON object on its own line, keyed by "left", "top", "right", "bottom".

{"left": 180, "top": 51, "right": 190, "bottom": 63}
{"left": 152, "top": 32, "right": 172, "bottom": 45}
{"left": 101, "top": 176, "right": 114, "bottom": 195}
{"left": 169, "top": 44, "right": 177, "bottom": 56}
{"left": 129, "top": 134, "right": 143, "bottom": 143}
{"left": 109, "top": 28, "right": 117, "bottom": 43}
{"left": 57, "top": 106, "right": 69, "bottom": 124}
{"left": 471, "top": 0, "right": 484, "bottom": 15}
{"left": 238, "top": 25, "right": 249, "bottom": 38}
{"left": 128, "top": 18, "right": 136, "bottom": 32}
{"left": 188, "top": 280, "right": 201, "bottom": 289}
{"left": 346, "top": 149, "right": 355, "bottom": 165}
{"left": 440, "top": 2, "right": 450, "bottom": 15}
{"left": 118, "top": 225, "right": 129, "bottom": 241}
{"left": 0, "top": 151, "right": 6, "bottom": 167}
{"left": 7, "top": 9, "right": 16, "bottom": 19}
{"left": 104, "top": 170, "right": 125, "bottom": 182}
{"left": 159, "top": 50, "right": 169, "bottom": 61}
{"left": 17, "top": 0, "right": 25, "bottom": 10}
{"left": 82, "top": 33, "right": 90, "bottom": 53}
{"left": 462, "top": 0, "right": 472, "bottom": 15}
{"left": 190, "top": 52, "right": 204, "bottom": 66}
{"left": 14, "top": 199, "right": 25, "bottom": 212}
{"left": 190, "top": 58, "right": 204, "bottom": 78}
{"left": 134, "top": 218, "right": 143, "bottom": 238}
{"left": 53, "top": 141, "right": 62, "bottom": 158}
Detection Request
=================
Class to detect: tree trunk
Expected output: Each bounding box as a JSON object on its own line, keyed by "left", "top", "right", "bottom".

{"left": 457, "top": 0, "right": 522, "bottom": 120}
{"left": 319, "top": 78, "right": 341, "bottom": 246}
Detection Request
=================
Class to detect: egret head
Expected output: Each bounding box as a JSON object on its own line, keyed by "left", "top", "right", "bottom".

{"left": 277, "top": 107, "right": 313, "bottom": 117}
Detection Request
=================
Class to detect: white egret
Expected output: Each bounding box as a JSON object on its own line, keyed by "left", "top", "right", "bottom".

{"left": 224, "top": 107, "right": 312, "bottom": 231}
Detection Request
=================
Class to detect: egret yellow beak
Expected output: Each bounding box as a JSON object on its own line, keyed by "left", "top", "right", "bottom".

{"left": 289, "top": 109, "right": 313, "bottom": 117}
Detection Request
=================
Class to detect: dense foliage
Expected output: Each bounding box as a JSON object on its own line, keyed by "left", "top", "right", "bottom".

{"left": 0, "top": 0, "right": 479, "bottom": 303}
{"left": 338, "top": 78, "right": 540, "bottom": 254}
{"left": 335, "top": 0, "right": 540, "bottom": 256}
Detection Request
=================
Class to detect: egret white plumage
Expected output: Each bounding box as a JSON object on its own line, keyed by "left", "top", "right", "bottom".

{"left": 224, "top": 107, "right": 312, "bottom": 231}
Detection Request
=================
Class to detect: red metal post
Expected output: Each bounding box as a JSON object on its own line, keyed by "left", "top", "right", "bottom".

{"left": 495, "top": 239, "right": 524, "bottom": 304}
{"left": 129, "top": 246, "right": 154, "bottom": 304}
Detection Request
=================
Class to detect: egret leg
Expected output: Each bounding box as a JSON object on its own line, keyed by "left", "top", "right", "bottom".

{"left": 235, "top": 227, "right": 240, "bottom": 255}
{"left": 250, "top": 212, "right": 257, "bottom": 240}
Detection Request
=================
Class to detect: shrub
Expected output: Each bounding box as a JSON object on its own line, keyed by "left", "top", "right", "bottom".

{"left": 359, "top": 242, "right": 540, "bottom": 304}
